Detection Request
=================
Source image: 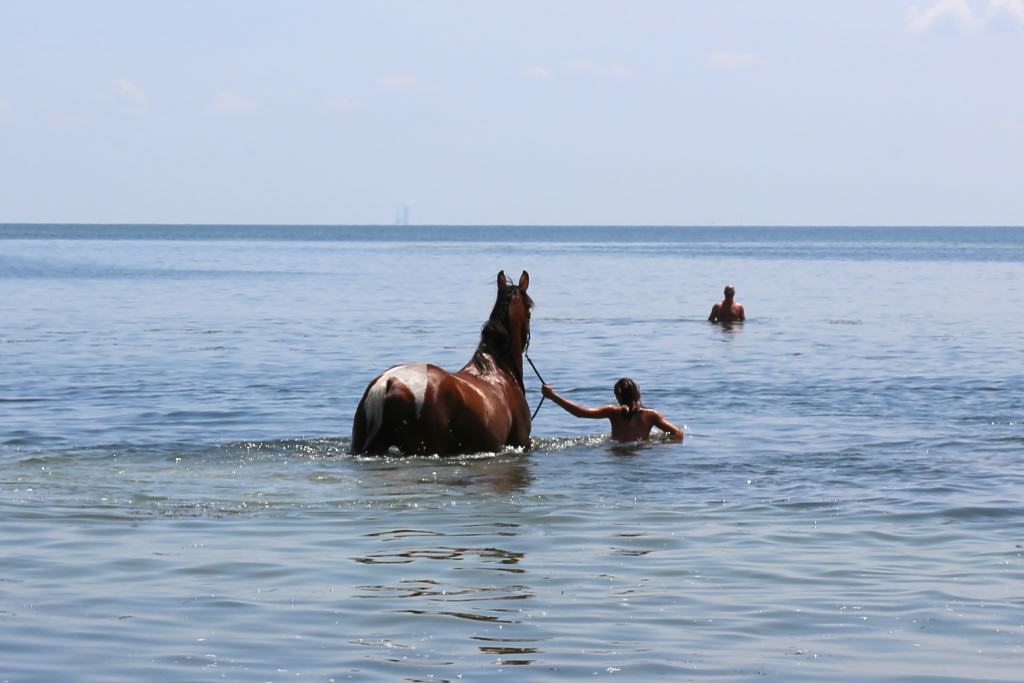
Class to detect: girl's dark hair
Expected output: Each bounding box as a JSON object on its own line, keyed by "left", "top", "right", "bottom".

{"left": 614, "top": 378, "right": 642, "bottom": 418}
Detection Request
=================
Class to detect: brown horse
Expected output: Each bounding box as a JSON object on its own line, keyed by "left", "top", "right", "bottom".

{"left": 351, "top": 270, "right": 533, "bottom": 456}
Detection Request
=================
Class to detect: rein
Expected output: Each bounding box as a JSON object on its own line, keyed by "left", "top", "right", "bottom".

{"left": 523, "top": 332, "right": 546, "bottom": 421}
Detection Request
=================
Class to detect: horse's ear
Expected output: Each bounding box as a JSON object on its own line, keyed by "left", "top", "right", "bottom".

{"left": 518, "top": 271, "right": 529, "bottom": 293}
{"left": 497, "top": 270, "right": 508, "bottom": 288}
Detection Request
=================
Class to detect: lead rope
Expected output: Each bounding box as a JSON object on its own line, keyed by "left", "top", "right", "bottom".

{"left": 524, "top": 334, "right": 546, "bottom": 421}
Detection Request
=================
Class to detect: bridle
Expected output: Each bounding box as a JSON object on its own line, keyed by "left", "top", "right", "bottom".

{"left": 508, "top": 283, "right": 546, "bottom": 421}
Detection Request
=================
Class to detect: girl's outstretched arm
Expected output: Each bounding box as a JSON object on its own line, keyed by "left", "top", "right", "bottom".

{"left": 542, "top": 384, "right": 619, "bottom": 419}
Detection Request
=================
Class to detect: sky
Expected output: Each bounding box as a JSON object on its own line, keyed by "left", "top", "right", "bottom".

{"left": 1, "top": 0, "right": 1022, "bottom": 226}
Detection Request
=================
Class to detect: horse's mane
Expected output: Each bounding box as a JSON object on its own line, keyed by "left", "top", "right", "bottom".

{"left": 470, "top": 282, "right": 533, "bottom": 390}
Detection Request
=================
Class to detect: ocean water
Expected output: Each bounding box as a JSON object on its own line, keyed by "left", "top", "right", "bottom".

{"left": 1, "top": 224, "right": 1022, "bottom": 682}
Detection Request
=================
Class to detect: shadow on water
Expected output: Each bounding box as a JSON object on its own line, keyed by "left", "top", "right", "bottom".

{"left": 712, "top": 319, "right": 745, "bottom": 334}
{"left": 605, "top": 435, "right": 679, "bottom": 457}
{"left": 348, "top": 454, "right": 536, "bottom": 496}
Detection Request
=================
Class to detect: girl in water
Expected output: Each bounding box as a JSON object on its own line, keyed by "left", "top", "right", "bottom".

{"left": 542, "top": 378, "right": 684, "bottom": 442}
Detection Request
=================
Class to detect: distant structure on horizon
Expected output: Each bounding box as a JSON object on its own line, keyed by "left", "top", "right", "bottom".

{"left": 394, "top": 204, "right": 411, "bottom": 226}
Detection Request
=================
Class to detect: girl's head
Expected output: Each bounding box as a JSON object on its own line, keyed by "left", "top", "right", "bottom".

{"left": 614, "top": 378, "right": 642, "bottom": 415}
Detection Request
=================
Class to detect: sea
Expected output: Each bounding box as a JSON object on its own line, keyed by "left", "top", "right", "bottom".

{"left": 1, "top": 224, "right": 1022, "bottom": 682}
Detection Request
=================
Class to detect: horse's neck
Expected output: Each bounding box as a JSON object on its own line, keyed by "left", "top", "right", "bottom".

{"left": 462, "top": 351, "right": 524, "bottom": 391}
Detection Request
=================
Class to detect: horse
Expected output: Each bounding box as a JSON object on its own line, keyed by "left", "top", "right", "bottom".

{"left": 350, "top": 270, "right": 533, "bottom": 456}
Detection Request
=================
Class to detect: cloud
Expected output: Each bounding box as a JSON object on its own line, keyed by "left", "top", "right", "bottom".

{"left": 908, "top": 0, "right": 1024, "bottom": 32}
{"left": 989, "top": 0, "right": 1024, "bottom": 22}
{"left": 214, "top": 91, "right": 257, "bottom": 113}
{"left": 908, "top": 0, "right": 980, "bottom": 32}
{"left": 116, "top": 78, "right": 145, "bottom": 102}
{"left": 707, "top": 50, "right": 761, "bottom": 70}
{"left": 524, "top": 66, "right": 552, "bottom": 80}
{"left": 376, "top": 74, "right": 418, "bottom": 93}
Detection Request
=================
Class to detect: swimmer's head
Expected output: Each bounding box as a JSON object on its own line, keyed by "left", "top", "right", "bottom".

{"left": 723, "top": 284, "right": 736, "bottom": 300}
{"left": 614, "top": 378, "right": 641, "bottom": 411}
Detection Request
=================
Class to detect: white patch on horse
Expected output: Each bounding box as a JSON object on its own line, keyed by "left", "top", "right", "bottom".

{"left": 363, "top": 363, "right": 429, "bottom": 446}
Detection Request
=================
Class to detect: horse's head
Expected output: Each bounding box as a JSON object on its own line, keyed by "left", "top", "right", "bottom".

{"left": 498, "top": 270, "right": 532, "bottom": 357}
{"left": 475, "top": 270, "right": 533, "bottom": 390}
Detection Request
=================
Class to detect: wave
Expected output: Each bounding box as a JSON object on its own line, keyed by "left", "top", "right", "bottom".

{"left": 3, "top": 433, "right": 625, "bottom": 467}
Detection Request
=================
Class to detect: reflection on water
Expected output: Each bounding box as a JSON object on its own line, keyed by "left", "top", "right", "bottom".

{"left": 445, "top": 458, "right": 534, "bottom": 494}
{"left": 349, "top": 454, "right": 535, "bottom": 497}
{"left": 349, "top": 520, "right": 542, "bottom": 670}
{"left": 398, "top": 608, "right": 521, "bottom": 624}
{"left": 356, "top": 578, "right": 530, "bottom": 600}
{"left": 352, "top": 544, "right": 525, "bottom": 569}
{"left": 711, "top": 319, "right": 745, "bottom": 339}
{"left": 474, "top": 639, "right": 540, "bottom": 666}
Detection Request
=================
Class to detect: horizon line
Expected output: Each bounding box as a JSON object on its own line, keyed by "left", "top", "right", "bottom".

{"left": 2, "top": 222, "right": 1022, "bottom": 229}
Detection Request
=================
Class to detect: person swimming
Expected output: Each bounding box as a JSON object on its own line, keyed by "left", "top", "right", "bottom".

{"left": 708, "top": 283, "right": 745, "bottom": 323}
{"left": 542, "top": 378, "right": 684, "bottom": 443}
